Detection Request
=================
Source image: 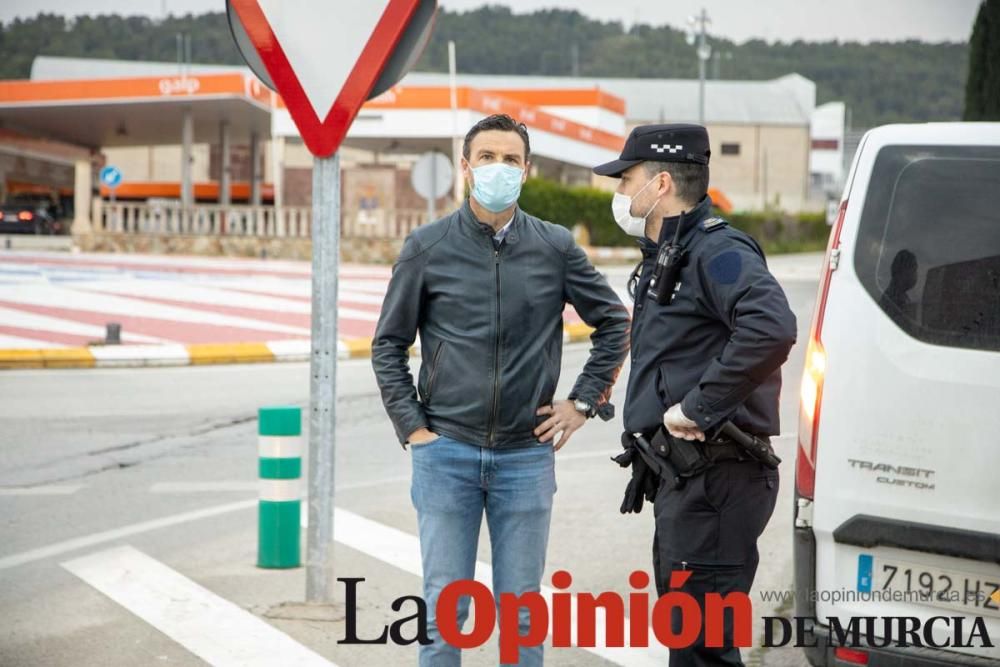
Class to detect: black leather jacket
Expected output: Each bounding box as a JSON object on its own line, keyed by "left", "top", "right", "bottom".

{"left": 372, "top": 201, "right": 631, "bottom": 449}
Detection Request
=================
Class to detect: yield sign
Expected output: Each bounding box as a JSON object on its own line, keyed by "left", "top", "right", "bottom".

{"left": 230, "top": 0, "right": 421, "bottom": 157}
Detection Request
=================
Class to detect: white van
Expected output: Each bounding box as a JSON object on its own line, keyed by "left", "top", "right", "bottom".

{"left": 794, "top": 123, "right": 1000, "bottom": 666}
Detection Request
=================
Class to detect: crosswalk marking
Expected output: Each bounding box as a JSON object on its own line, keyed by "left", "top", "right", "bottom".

{"left": 0, "top": 484, "right": 83, "bottom": 496}
{"left": 0, "top": 251, "right": 590, "bottom": 349}
{"left": 62, "top": 545, "right": 336, "bottom": 667}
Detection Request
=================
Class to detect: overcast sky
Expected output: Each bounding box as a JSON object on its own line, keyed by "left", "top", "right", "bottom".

{"left": 0, "top": 0, "right": 981, "bottom": 44}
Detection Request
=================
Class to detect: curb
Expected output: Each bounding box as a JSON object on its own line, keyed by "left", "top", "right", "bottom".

{"left": 0, "top": 323, "right": 597, "bottom": 370}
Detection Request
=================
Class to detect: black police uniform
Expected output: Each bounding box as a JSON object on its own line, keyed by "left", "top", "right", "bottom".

{"left": 596, "top": 124, "right": 798, "bottom": 667}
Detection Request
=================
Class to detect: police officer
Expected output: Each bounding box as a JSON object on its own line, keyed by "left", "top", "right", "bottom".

{"left": 595, "top": 124, "right": 797, "bottom": 666}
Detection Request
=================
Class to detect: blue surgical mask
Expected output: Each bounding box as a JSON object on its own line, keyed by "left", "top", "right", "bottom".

{"left": 470, "top": 163, "right": 524, "bottom": 213}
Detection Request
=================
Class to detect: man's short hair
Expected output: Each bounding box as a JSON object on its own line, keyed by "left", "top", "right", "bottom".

{"left": 463, "top": 114, "right": 531, "bottom": 161}
{"left": 643, "top": 161, "right": 709, "bottom": 206}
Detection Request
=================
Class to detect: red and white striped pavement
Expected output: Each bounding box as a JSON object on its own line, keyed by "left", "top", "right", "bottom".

{"left": 0, "top": 251, "right": 601, "bottom": 351}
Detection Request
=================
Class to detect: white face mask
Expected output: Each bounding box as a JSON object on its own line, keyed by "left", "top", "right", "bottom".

{"left": 611, "top": 174, "right": 662, "bottom": 237}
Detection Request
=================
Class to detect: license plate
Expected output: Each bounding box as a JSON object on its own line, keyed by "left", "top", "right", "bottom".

{"left": 858, "top": 554, "right": 1000, "bottom": 618}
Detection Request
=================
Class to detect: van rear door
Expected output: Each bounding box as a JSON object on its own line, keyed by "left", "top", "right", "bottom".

{"left": 810, "top": 125, "right": 1000, "bottom": 659}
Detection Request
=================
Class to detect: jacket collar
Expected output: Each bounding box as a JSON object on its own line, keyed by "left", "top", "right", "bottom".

{"left": 635, "top": 195, "right": 713, "bottom": 260}
{"left": 459, "top": 199, "right": 522, "bottom": 246}
{"left": 636, "top": 235, "right": 658, "bottom": 259}
{"left": 656, "top": 195, "right": 713, "bottom": 247}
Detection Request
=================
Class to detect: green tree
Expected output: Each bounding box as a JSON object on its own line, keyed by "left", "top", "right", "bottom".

{"left": 964, "top": 0, "right": 1000, "bottom": 120}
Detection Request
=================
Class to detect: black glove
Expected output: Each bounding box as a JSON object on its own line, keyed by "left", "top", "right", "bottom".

{"left": 611, "top": 433, "right": 659, "bottom": 514}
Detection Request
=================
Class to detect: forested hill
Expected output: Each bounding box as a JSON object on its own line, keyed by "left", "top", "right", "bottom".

{"left": 0, "top": 7, "right": 969, "bottom": 127}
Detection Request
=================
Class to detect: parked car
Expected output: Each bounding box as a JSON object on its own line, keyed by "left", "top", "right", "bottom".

{"left": 795, "top": 123, "right": 1000, "bottom": 666}
{"left": 0, "top": 194, "right": 65, "bottom": 234}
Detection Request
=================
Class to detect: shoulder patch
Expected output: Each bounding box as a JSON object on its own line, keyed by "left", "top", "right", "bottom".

{"left": 702, "top": 216, "right": 728, "bottom": 232}
{"left": 707, "top": 250, "right": 742, "bottom": 285}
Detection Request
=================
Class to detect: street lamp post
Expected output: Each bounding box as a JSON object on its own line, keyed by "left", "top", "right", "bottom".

{"left": 687, "top": 9, "right": 712, "bottom": 125}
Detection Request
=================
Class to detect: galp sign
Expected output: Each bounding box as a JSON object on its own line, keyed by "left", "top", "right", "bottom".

{"left": 158, "top": 77, "right": 200, "bottom": 96}
{"left": 229, "top": 0, "right": 427, "bottom": 157}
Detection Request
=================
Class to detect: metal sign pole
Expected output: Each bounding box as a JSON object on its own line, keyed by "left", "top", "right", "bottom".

{"left": 428, "top": 156, "right": 436, "bottom": 223}
{"left": 228, "top": 0, "right": 435, "bottom": 606}
{"left": 306, "top": 152, "right": 339, "bottom": 603}
{"left": 449, "top": 40, "right": 462, "bottom": 205}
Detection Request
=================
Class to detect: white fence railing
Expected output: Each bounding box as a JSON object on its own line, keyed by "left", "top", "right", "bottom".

{"left": 94, "top": 201, "right": 312, "bottom": 238}
{"left": 93, "top": 201, "right": 435, "bottom": 240}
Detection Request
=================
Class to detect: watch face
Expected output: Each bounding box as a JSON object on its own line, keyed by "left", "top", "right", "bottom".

{"left": 575, "top": 400, "right": 591, "bottom": 414}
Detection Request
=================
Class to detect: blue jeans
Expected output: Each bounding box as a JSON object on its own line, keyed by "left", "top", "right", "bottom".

{"left": 410, "top": 434, "right": 556, "bottom": 667}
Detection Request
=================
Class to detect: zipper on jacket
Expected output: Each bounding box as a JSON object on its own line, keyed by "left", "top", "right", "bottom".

{"left": 425, "top": 341, "right": 444, "bottom": 405}
{"left": 487, "top": 247, "right": 502, "bottom": 446}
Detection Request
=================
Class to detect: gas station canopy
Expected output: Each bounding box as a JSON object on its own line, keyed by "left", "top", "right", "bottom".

{"left": 0, "top": 73, "right": 272, "bottom": 149}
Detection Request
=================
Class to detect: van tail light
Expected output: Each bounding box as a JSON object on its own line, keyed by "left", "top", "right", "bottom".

{"left": 797, "top": 337, "right": 825, "bottom": 498}
{"left": 796, "top": 199, "right": 847, "bottom": 500}
{"left": 834, "top": 647, "right": 869, "bottom": 665}
{"left": 17, "top": 211, "right": 33, "bottom": 221}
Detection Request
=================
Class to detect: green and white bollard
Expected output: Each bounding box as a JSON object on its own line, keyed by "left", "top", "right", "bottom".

{"left": 257, "top": 405, "right": 302, "bottom": 568}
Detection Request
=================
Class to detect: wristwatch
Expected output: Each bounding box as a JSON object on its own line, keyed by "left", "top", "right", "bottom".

{"left": 573, "top": 398, "right": 596, "bottom": 419}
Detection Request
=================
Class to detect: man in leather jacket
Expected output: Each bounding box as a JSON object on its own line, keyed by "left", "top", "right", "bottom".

{"left": 372, "top": 113, "right": 630, "bottom": 666}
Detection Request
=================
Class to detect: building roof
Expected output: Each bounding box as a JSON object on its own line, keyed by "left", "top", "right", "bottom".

{"left": 401, "top": 72, "right": 815, "bottom": 126}
{"left": 31, "top": 56, "right": 814, "bottom": 127}
{"left": 30, "top": 55, "right": 251, "bottom": 81}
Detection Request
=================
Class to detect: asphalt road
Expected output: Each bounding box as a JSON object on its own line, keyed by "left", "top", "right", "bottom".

{"left": 0, "top": 259, "right": 820, "bottom": 667}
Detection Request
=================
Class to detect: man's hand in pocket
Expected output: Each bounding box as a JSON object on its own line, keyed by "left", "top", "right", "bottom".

{"left": 407, "top": 427, "right": 439, "bottom": 446}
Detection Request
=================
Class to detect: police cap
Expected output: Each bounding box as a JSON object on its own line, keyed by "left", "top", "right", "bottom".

{"left": 593, "top": 123, "right": 711, "bottom": 178}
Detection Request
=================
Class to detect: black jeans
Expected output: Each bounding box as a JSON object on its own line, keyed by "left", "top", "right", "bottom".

{"left": 652, "top": 459, "right": 779, "bottom": 666}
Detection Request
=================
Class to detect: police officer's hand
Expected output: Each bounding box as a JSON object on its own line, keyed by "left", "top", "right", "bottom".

{"left": 664, "top": 403, "right": 705, "bottom": 442}
{"left": 535, "top": 401, "right": 586, "bottom": 451}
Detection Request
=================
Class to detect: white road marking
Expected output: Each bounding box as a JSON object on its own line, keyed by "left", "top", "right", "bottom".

{"left": 150, "top": 481, "right": 260, "bottom": 493}
{"left": 61, "top": 545, "right": 335, "bottom": 667}
{"left": 0, "top": 333, "right": 63, "bottom": 348}
{"left": 76, "top": 279, "right": 312, "bottom": 313}
{"left": 0, "top": 499, "right": 255, "bottom": 571}
{"left": 5, "top": 484, "right": 662, "bottom": 664}
{"left": 0, "top": 479, "right": 419, "bottom": 570}
{"left": 0, "top": 305, "right": 167, "bottom": 344}
{"left": 336, "top": 307, "right": 380, "bottom": 322}
{"left": 1, "top": 283, "right": 311, "bottom": 336}
{"left": 0, "top": 484, "right": 83, "bottom": 496}
{"left": 149, "top": 476, "right": 411, "bottom": 494}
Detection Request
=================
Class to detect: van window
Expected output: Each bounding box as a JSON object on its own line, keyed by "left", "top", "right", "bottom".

{"left": 854, "top": 145, "right": 1000, "bottom": 352}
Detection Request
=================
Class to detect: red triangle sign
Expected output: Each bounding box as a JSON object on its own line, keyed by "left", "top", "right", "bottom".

{"left": 231, "top": 0, "right": 421, "bottom": 157}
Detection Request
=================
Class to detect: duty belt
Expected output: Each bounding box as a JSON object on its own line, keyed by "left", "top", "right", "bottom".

{"left": 704, "top": 432, "right": 771, "bottom": 463}
{"left": 702, "top": 440, "right": 748, "bottom": 463}
{"left": 643, "top": 427, "right": 771, "bottom": 474}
